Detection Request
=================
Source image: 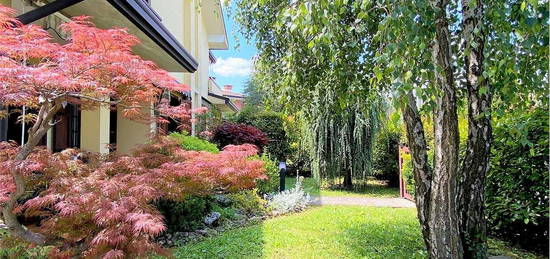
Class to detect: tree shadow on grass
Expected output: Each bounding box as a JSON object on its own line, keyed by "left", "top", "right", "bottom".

{"left": 335, "top": 209, "right": 427, "bottom": 258}
{"left": 171, "top": 223, "right": 264, "bottom": 259}
{"left": 285, "top": 176, "right": 399, "bottom": 198}
{"left": 171, "top": 206, "right": 426, "bottom": 259}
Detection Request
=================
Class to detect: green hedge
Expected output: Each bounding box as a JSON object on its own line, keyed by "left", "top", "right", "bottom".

{"left": 486, "top": 109, "right": 549, "bottom": 255}
{"left": 169, "top": 132, "right": 219, "bottom": 153}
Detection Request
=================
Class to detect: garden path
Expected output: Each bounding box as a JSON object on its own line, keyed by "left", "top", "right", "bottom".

{"left": 311, "top": 196, "right": 416, "bottom": 208}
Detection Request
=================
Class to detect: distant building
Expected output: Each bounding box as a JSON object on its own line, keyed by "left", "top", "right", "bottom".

{"left": 206, "top": 79, "right": 245, "bottom": 113}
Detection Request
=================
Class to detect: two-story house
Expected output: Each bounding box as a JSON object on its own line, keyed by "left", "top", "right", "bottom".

{"left": 0, "top": 0, "right": 238, "bottom": 154}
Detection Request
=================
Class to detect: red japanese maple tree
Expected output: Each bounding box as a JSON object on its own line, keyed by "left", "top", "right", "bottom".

{"left": 0, "top": 5, "right": 266, "bottom": 257}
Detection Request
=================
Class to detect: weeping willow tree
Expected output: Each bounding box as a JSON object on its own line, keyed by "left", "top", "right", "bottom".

{"left": 308, "top": 101, "right": 379, "bottom": 189}
{"left": 234, "top": 0, "right": 384, "bottom": 188}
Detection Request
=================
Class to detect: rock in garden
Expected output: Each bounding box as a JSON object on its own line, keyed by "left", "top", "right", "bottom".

{"left": 214, "top": 194, "right": 232, "bottom": 206}
{"left": 196, "top": 229, "right": 208, "bottom": 236}
{"left": 249, "top": 216, "right": 262, "bottom": 223}
{"left": 204, "top": 211, "right": 221, "bottom": 225}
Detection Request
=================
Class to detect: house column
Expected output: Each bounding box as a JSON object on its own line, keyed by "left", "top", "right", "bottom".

{"left": 183, "top": 0, "right": 198, "bottom": 135}
{"left": 80, "top": 103, "right": 110, "bottom": 154}
{"left": 46, "top": 128, "right": 53, "bottom": 152}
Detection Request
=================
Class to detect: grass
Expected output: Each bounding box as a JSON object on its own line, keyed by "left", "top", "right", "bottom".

{"left": 487, "top": 239, "right": 545, "bottom": 259}
{"left": 173, "top": 206, "right": 426, "bottom": 259}
{"left": 284, "top": 176, "right": 399, "bottom": 198}
{"left": 172, "top": 206, "right": 545, "bottom": 259}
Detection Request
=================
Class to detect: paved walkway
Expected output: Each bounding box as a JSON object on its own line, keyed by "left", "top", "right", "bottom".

{"left": 311, "top": 196, "right": 416, "bottom": 208}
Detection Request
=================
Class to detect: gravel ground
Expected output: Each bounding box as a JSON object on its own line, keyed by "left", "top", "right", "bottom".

{"left": 311, "top": 196, "right": 416, "bottom": 208}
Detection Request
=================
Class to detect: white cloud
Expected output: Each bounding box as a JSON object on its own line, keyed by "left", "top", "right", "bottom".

{"left": 211, "top": 57, "right": 252, "bottom": 77}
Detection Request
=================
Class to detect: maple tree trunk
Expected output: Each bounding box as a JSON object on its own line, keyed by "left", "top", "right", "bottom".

{"left": 459, "top": 0, "right": 490, "bottom": 257}
{"left": 1, "top": 102, "right": 61, "bottom": 245}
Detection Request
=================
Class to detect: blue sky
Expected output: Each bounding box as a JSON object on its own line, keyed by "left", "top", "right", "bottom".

{"left": 210, "top": 7, "right": 256, "bottom": 94}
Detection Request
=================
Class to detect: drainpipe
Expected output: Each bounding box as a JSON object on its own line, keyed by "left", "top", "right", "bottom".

{"left": 20, "top": 106, "right": 25, "bottom": 146}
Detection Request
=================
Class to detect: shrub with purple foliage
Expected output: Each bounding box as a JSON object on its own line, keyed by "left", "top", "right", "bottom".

{"left": 211, "top": 122, "right": 269, "bottom": 151}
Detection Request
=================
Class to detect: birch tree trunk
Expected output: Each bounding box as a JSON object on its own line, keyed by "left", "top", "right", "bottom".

{"left": 459, "top": 0, "right": 491, "bottom": 257}
{"left": 428, "top": 0, "right": 463, "bottom": 257}
{"left": 402, "top": 91, "right": 432, "bottom": 252}
{"left": 402, "top": 0, "right": 465, "bottom": 257}
{"left": 403, "top": 0, "right": 491, "bottom": 257}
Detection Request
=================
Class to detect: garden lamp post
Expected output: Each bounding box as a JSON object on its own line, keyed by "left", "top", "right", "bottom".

{"left": 279, "top": 161, "right": 287, "bottom": 192}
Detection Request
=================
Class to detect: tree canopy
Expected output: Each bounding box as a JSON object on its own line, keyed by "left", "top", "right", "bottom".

{"left": 234, "top": 0, "right": 547, "bottom": 257}
{"left": 235, "top": 0, "right": 383, "bottom": 187}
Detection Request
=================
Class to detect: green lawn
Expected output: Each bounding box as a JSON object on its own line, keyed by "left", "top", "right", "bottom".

{"left": 173, "top": 206, "right": 425, "bottom": 259}
{"left": 285, "top": 177, "right": 399, "bottom": 198}
{"left": 172, "top": 206, "right": 543, "bottom": 259}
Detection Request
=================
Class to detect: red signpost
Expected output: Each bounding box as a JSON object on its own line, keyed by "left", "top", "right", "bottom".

{"left": 398, "top": 145, "right": 414, "bottom": 201}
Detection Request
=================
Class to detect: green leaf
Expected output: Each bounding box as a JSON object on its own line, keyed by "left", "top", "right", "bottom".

{"left": 374, "top": 67, "right": 383, "bottom": 81}
{"left": 479, "top": 86, "right": 489, "bottom": 95}
{"left": 419, "top": 42, "right": 426, "bottom": 50}
{"left": 404, "top": 71, "right": 413, "bottom": 81}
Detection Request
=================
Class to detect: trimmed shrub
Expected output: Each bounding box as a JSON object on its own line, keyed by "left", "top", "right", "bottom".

{"left": 372, "top": 131, "right": 400, "bottom": 187}
{"left": 227, "top": 190, "right": 269, "bottom": 217}
{"left": 155, "top": 196, "right": 213, "bottom": 232}
{"left": 211, "top": 122, "right": 268, "bottom": 151}
{"left": 255, "top": 154, "right": 280, "bottom": 194}
{"left": 486, "top": 109, "right": 549, "bottom": 255}
{"left": 169, "top": 132, "right": 219, "bottom": 153}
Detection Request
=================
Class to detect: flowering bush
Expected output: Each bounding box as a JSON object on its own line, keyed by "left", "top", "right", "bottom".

{"left": 266, "top": 176, "right": 311, "bottom": 215}
{"left": 0, "top": 137, "right": 266, "bottom": 257}
{"left": 211, "top": 122, "right": 269, "bottom": 151}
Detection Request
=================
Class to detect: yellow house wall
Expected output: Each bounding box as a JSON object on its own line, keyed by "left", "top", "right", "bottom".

{"left": 116, "top": 107, "right": 154, "bottom": 154}
{"left": 151, "top": 0, "right": 187, "bottom": 84}
{"left": 182, "top": 0, "right": 197, "bottom": 95}
{"left": 151, "top": 0, "right": 205, "bottom": 134}
{"left": 151, "top": 0, "right": 220, "bottom": 135}
{"left": 80, "top": 104, "right": 110, "bottom": 154}
{"left": 197, "top": 14, "right": 210, "bottom": 99}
